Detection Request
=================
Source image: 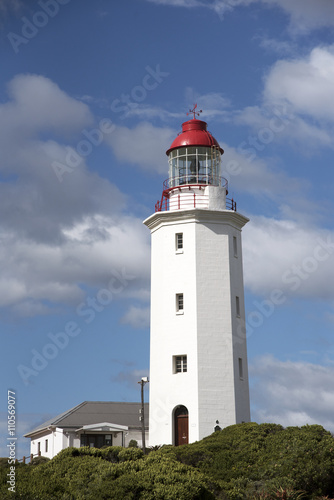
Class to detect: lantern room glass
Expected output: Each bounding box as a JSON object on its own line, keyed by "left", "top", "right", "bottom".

{"left": 168, "top": 146, "right": 221, "bottom": 188}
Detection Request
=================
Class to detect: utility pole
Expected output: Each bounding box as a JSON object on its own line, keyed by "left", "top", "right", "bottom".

{"left": 138, "top": 377, "right": 149, "bottom": 453}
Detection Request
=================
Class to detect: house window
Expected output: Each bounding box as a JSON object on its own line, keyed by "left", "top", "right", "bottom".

{"left": 176, "top": 233, "right": 183, "bottom": 252}
{"left": 45, "top": 439, "right": 48, "bottom": 453}
{"left": 238, "top": 358, "right": 243, "bottom": 379}
{"left": 80, "top": 434, "right": 112, "bottom": 448}
{"left": 176, "top": 293, "right": 184, "bottom": 313}
{"left": 233, "top": 236, "right": 238, "bottom": 257}
{"left": 37, "top": 442, "right": 41, "bottom": 455}
{"left": 236, "top": 296, "right": 240, "bottom": 317}
{"left": 173, "top": 355, "right": 187, "bottom": 373}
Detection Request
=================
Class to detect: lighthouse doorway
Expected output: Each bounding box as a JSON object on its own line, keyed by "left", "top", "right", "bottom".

{"left": 174, "top": 405, "right": 189, "bottom": 446}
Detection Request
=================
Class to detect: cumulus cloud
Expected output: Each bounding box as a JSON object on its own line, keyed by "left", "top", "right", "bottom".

{"left": 264, "top": 46, "right": 334, "bottom": 123}
{"left": 221, "top": 141, "right": 308, "bottom": 199}
{"left": 0, "top": 74, "right": 93, "bottom": 147}
{"left": 111, "top": 368, "right": 149, "bottom": 388}
{"left": 105, "top": 122, "right": 176, "bottom": 173}
{"left": 243, "top": 217, "right": 334, "bottom": 300}
{"left": 0, "top": 215, "right": 150, "bottom": 312}
{"left": 263, "top": 0, "right": 334, "bottom": 33}
{"left": 0, "top": 74, "right": 151, "bottom": 316}
{"left": 0, "top": 411, "right": 49, "bottom": 457}
{"left": 250, "top": 355, "right": 334, "bottom": 432}
{"left": 121, "top": 306, "right": 150, "bottom": 329}
{"left": 184, "top": 88, "right": 232, "bottom": 120}
{"left": 145, "top": 0, "right": 334, "bottom": 31}
{"left": 235, "top": 45, "right": 334, "bottom": 150}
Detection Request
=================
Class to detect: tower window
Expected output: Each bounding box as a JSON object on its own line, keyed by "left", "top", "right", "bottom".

{"left": 173, "top": 355, "right": 187, "bottom": 373}
{"left": 176, "top": 293, "right": 184, "bottom": 313}
{"left": 45, "top": 439, "right": 48, "bottom": 453}
{"left": 238, "top": 358, "right": 243, "bottom": 379}
{"left": 233, "top": 236, "right": 238, "bottom": 257}
{"left": 176, "top": 233, "right": 183, "bottom": 252}
{"left": 236, "top": 296, "right": 240, "bottom": 317}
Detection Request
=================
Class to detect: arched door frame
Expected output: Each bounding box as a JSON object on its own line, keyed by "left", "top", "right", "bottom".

{"left": 173, "top": 405, "right": 189, "bottom": 446}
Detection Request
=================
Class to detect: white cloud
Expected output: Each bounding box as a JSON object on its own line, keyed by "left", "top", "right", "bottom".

{"left": 0, "top": 411, "right": 49, "bottom": 457}
{"left": 221, "top": 141, "right": 307, "bottom": 199}
{"left": 121, "top": 306, "right": 150, "bottom": 329}
{"left": 243, "top": 217, "right": 334, "bottom": 300}
{"left": 0, "top": 74, "right": 151, "bottom": 316}
{"left": 105, "top": 122, "right": 176, "bottom": 173}
{"left": 256, "top": 36, "right": 296, "bottom": 56}
{"left": 263, "top": 0, "right": 334, "bottom": 33}
{"left": 111, "top": 368, "right": 149, "bottom": 388}
{"left": 184, "top": 88, "right": 232, "bottom": 120}
{"left": 235, "top": 46, "right": 334, "bottom": 150}
{"left": 145, "top": 0, "right": 334, "bottom": 31}
{"left": 250, "top": 355, "right": 334, "bottom": 432}
{"left": 145, "top": 0, "right": 253, "bottom": 19}
{"left": 264, "top": 46, "right": 334, "bottom": 123}
{"left": 0, "top": 74, "right": 93, "bottom": 145}
{"left": 0, "top": 214, "right": 150, "bottom": 313}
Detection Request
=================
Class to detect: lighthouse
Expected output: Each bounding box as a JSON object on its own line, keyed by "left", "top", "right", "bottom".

{"left": 144, "top": 108, "right": 250, "bottom": 446}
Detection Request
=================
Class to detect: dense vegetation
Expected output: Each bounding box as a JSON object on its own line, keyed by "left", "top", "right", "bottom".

{"left": 1, "top": 423, "right": 334, "bottom": 499}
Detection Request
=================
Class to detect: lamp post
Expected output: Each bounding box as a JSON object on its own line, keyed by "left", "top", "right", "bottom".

{"left": 138, "top": 377, "right": 149, "bottom": 453}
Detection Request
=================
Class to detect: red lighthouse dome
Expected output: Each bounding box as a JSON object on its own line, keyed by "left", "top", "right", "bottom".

{"left": 154, "top": 107, "right": 236, "bottom": 212}
{"left": 166, "top": 119, "right": 224, "bottom": 156}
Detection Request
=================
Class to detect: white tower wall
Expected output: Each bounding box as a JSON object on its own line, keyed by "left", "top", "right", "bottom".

{"left": 145, "top": 207, "right": 250, "bottom": 446}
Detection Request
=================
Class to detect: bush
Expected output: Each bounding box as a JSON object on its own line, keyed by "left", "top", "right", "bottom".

{"left": 128, "top": 439, "right": 138, "bottom": 448}
{"left": 30, "top": 456, "right": 50, "bottom": 466}
{"left": 0, "top": 424, "right": 333, "bottom": 499}
{"left": 118, "top": 447, "right": 144, "bottom": 462}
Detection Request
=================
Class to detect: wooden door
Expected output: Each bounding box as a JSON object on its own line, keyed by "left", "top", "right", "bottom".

{"left": 176, "top": 414, "right": 189, "bottom": 446}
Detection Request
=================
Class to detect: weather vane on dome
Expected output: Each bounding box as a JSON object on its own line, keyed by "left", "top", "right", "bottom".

{"left": 187, "top": 103, "right": 203, "bottom": 119}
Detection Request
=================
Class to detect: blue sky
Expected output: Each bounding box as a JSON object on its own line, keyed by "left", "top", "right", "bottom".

{"left": 1, "top": 0, "right": 334, "bottom": 458}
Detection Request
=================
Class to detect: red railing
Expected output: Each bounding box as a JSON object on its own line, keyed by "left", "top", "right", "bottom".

{"left": 226, "top": 198, "right": 237, "bottom": 211}
{"left": 155, "top": 188, "right": 237, "bottom": 213}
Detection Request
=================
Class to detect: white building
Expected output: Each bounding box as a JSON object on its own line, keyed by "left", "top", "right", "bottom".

{"left": 144, "top": 113, "right": 250, "bottom": 446}
{"left": 24, "top": 401, "right": 148, "bottom": 459}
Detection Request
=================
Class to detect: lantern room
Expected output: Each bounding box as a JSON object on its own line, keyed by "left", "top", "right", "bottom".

{"left": 166, "top": 119, "right": 224, "bottom": 188}
{"left": 155, "top": 110, "right": 236, "bottom": 213}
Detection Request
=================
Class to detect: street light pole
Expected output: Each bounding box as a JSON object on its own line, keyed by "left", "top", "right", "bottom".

{"left": 138, "top": 377, "right": 149, "bottom": 454}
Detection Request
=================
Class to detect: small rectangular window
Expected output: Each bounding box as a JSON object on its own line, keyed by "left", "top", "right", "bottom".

{"left": 176, "top": 233, "right": 183, "bottom": 252}
{"left": 238, "top": 358, "right": 243, "bottom": 379}
{"left": 176, "top": 293, "right": 184, "bottom": 313}
{"left": 233, "top": 236, "right": 238, "bottom": 257}
{"left": 45, "top": 439, "right": 48, "bottom": 453}
{"left": 37, "top": 442, "right": 41, "bottom": 454}
{"left": 173, "top": 355, "right": 187, "bottom": 373}
{"left": 236, "top": 296, "right": 240, "bottom": 317}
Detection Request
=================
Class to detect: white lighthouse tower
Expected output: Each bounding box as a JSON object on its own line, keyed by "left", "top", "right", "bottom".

{"left": 144, "top": 108, "right": 250, "bottom": 446}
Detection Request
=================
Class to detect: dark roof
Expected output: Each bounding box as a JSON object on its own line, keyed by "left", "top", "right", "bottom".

{"left": 25, "top": 401, "right": 149, "bottom": 437}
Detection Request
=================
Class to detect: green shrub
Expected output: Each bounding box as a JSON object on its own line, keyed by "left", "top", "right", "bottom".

{"left": 30, "top": 455, "right": 50, "bottom": 466}
{"left": 0, "top": 423, "right": 333, "bottom": 499}
{"left": 128, "top": 439, "right": 138, "bottom": 448}
{"left": 118, "top": 447, "right": 144, "bottom": 462}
